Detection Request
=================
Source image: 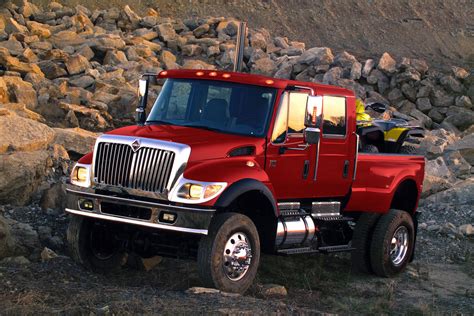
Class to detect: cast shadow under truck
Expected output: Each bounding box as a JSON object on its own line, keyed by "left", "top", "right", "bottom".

{"left": 66, "top": 69, "right": 424, "bottom": 293}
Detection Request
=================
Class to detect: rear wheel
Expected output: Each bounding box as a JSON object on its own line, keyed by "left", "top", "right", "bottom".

{"left": 399, "top": 145, "right": 417, "bottom": 155}
{"left": 361, "top": 144, "right": 379, "bottom": 153}
{"left": 197, "top": 212, "right": 260, "bottom": 294}
{"left": 351, "top": 213, "right": 380, "bottom": 274}
{"left": 370, "top": 209, "right": 415, "bottom": 277}
{"left": 67, "top": 215, "right": 127, "bottom": 272}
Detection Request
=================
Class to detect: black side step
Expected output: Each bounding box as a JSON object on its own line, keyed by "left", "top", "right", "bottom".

{"left": 277, "top": 247, "right": 318, "bottom": 255}
{"left": 312, "top": 216, "right": 354, "bottom": 222}
{"left": 318, "top": 244, "right": 355, "bottom": 253}
{"left": 277, "top": 244, "right": 355, "bottom": 255}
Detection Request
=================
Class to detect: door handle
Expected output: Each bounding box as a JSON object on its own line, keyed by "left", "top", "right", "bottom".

{"left": 343, "top": 160, "right": 349, "bottom": 178}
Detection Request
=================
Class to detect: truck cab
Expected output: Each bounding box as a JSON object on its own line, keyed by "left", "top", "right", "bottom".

{"left": 66, "top": 69, "right": 424, "bottom": 293}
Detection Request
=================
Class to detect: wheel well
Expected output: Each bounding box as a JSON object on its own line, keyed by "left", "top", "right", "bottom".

{"left": 390, "top": 180, "right": 418, "bottom": 214}
{"left": 219, "top": 190, "right": 277, "bottom": 253}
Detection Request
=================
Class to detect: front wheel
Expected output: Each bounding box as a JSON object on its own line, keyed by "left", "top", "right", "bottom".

{"left": 67, "top": 215, "right": 127, "bottom": 272}
{"left": 197, "top": 212, "right": 260, "bottom": 294}
{"left": 370, "top": 209, "right": 415, "bottom": 277}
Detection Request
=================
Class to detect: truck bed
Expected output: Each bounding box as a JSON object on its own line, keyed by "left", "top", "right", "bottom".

{"left": 345, "top": 153, "right": 425, "bottom": 213}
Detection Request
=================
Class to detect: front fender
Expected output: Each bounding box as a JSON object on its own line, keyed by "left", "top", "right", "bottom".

{"left": 183, "top": 158, "right": 277, "bottom": 211}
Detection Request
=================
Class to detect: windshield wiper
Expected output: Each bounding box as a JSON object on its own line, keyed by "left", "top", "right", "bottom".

{"left": 182, "top": 124, "right": 222, "bottom": 132}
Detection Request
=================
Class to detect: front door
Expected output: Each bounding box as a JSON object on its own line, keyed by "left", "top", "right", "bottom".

{"left": 266, "top": 91, "right": 314, "bottom": 199}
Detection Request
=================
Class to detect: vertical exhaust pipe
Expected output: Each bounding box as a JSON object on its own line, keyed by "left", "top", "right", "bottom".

{"left": 233, "top": 22, "right": 247, "bottom": 72}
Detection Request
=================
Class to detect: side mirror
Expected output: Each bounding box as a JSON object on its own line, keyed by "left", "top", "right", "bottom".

{"left": 366, "top": 102, "right": 387, "bottom": 113}
{"left": 136, "top": 77, "right": 149, "bottom": 125}
{"left": 305, "top": 95, "right": 323, "bottom": 127}
{"left": 304, "top": 127, "right": 320, "bottom": 144}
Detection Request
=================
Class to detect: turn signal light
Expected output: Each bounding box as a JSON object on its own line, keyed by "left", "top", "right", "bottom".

{"left": 204, "top": 184, "right": 223, "bottom": 199}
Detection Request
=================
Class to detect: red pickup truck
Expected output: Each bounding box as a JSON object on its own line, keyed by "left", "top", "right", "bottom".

{"left": 66, "top": 69, "right": 424, "bottom": 293}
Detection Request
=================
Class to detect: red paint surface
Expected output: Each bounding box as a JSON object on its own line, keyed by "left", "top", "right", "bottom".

{"left": 79, "top": 70, "right": 425, "bottom": 213}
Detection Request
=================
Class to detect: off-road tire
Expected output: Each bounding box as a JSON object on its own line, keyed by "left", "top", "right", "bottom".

{"left": 370, "top": 209, "right": 415, "bottom": 277}
{"left": 67, "top": 215, "right": 127, "bottom": 273}
{"left": 197, "top": 212, "right": 260, "bottom": 294}
{"left": 351, "top": 213, "right": 381, "bottom": 274}
{"left": 399, "top": 145, "right": 417, "bottom": 155}
{"left": 361, "top": 144, "right": 379, "bottom": 153}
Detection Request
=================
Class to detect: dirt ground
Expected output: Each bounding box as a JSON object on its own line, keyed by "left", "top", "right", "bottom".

{"left": 1, "top": 230, "right": 473, "bottom": 315}
{"left": 6, "top": 0, "right": 474, "bottom": 69}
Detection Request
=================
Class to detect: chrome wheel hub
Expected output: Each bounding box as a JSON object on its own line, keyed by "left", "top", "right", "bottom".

{"left": 223, "top": 232, "right": 252, "bottom": 281}
{"left": 390, "top": 226, "right": 409, "bottom": 266}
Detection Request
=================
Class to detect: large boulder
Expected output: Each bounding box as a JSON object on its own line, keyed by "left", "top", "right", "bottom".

{"left": 0, "top": 150, "right": 51, "bottom": 205}
{"left": 447, "top": 133, "right": 474, "bottom": 166}
{"left": 422, "top": 178, "right": 474, "bottom": 206}
{"left": 297, "top": 47, "right": 334, "bottom": 66}
{"left": 0, "top": 215, "right": 41, "bottom": 260}
{"left": 0, "top": 76, "right": 37, "bottom": 109}
{"left": 53, "top": 127, "right": 98, "bottom": 156}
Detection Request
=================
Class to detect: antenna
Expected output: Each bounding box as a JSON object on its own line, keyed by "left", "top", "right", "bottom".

{"left": 233, "top": 22, "right": 247, "bottom": 72}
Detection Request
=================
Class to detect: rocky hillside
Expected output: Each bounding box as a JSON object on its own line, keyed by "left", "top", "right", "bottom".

{"left": 4, "top": 0, "right": 474, "bottom": 69}
{"left": 0, "top": 1, "right": 473, "bottom": 314}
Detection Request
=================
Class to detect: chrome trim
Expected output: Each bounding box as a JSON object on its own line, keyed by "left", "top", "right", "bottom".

{"left": 278, "top": 202, "right": 301, "bottom": 211}
{"left": 313, "top": 134, "right": 321, "bottom": 181}
{"left": 71, "top": 163, "right": 92, "bottom": 188}
{"left": 168, "top": 176, "right": 227, "bottom": 204}
{"left": 66, "top": 188, "right": 216, "bottom": 213}
{"left": 65, "top": 208, "right": 208, "bottom": 235}
{"left": 91, "top": 134, "right": 191, "bottom": 197}
{"left": 290, "top": 85, "right": 315, "bottom": 96}
{"left": 353, "top": 133, "right": 359, "bottom": 181}
{"left": 311, "top": 201, "right": 341, "bottom": 217}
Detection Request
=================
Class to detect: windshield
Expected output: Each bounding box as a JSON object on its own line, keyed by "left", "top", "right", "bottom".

{"left": 146, "top": 79, "right": 277, "bottom": 137}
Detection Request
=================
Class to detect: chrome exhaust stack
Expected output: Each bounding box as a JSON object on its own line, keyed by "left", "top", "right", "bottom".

{"left": 233, "top": 22, "right": 247, "bottom": 72}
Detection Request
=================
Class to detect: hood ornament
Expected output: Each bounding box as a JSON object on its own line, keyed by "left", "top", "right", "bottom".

{"left": 131, "top": 139, "right": 141, "bottom": 152}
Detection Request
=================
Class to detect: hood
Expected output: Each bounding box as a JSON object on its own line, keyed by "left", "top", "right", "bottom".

{"left": 106, "top": 124, "right": 265, "bottom": 162}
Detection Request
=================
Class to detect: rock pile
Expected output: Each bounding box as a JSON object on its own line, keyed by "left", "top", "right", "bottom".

{"left": 0, "top": 1, "right": 472, "bottom": 263}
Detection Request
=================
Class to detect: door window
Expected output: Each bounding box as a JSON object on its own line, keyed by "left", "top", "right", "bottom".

{"left": 271, "top": 92, "right": 308, "bottom": 143}
{"left": 322, "top": 96, "right": 346, "bottom": 136}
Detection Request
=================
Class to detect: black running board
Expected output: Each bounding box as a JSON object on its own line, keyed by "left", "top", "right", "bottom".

{"left": 277, "top": 244, "right": 354, "bottom": 255}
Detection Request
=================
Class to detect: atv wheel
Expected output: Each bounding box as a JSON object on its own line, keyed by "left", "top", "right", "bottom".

{"left": 197, "top": 212, "right": 260, "bottom": 294}
{"left": 370, "top": 209, "right": 415, "bottom": 277}
{"left": 67, "top": 215, "right": 127, "bottom": 273}
{"left": 400, "top": 145, "right": 417, "bottom": 155}
{"left": 351, "top": 213, "right": 381, "bottom": 274}
{"left": 361, "top": 144, "right": 379, "bottom": 153}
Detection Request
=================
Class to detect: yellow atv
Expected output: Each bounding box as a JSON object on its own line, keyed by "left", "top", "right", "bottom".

{"left": 356, "top": 100, "right": 424, "bottom": 154}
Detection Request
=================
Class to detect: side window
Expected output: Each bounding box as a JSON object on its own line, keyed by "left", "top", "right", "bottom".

{"left": 271, "top": 92, "right": 308, "bottom": 143}
{"left": 271, "top": 93, "right": 288, "bottom": 143}
{"left": 166, "top": 82, "right": 192, "bottom": 120}
{"left": 322, "top": 96, "right": 346, "bottom": 136}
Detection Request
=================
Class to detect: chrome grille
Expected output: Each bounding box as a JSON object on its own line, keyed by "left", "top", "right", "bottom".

{"left": 94, "top": 142, "right": 175, "bottom": 193}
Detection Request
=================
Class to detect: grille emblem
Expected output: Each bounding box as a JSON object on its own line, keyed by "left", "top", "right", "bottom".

{"left": 131, "top": 139, "right": 141, "bottom": 152}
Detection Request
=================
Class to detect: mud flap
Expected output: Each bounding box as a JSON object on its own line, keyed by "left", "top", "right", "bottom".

{"left": 410, "top": 211, "right": 421, "bottom": 262}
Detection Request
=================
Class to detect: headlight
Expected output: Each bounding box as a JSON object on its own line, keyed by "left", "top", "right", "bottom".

{"left": 71, "top": 163, "right": 91, "bottom": 188}
{"left": 170, "top": 178, "right": 226, "bottom": 204}
{"left": 177, "top": 183, "right": 204, "bottom": 199}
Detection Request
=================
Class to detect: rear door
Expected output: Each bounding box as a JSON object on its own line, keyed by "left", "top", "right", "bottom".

{"left": 313, "top": 95, "right": 353, "bottom": 197}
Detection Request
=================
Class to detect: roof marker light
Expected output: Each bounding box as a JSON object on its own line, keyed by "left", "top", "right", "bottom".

{"left": 160, "top": 71, "right": 168, "bottom": 76}
{"left": 265, "top": 79, "right": 274, "bottom": 85}
{"left": 196, "top": 71, "right": 204, "bottom": 76}
{"left": 222, "top": 73, "right": 231, "bottom": 78}
{"left": 209, "top": 71, "right": 217, "bottom": 77}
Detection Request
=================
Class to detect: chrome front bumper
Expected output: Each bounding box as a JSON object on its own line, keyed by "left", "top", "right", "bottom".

{"left": 65, "top": 187, "right": 215, "bottom": 235}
